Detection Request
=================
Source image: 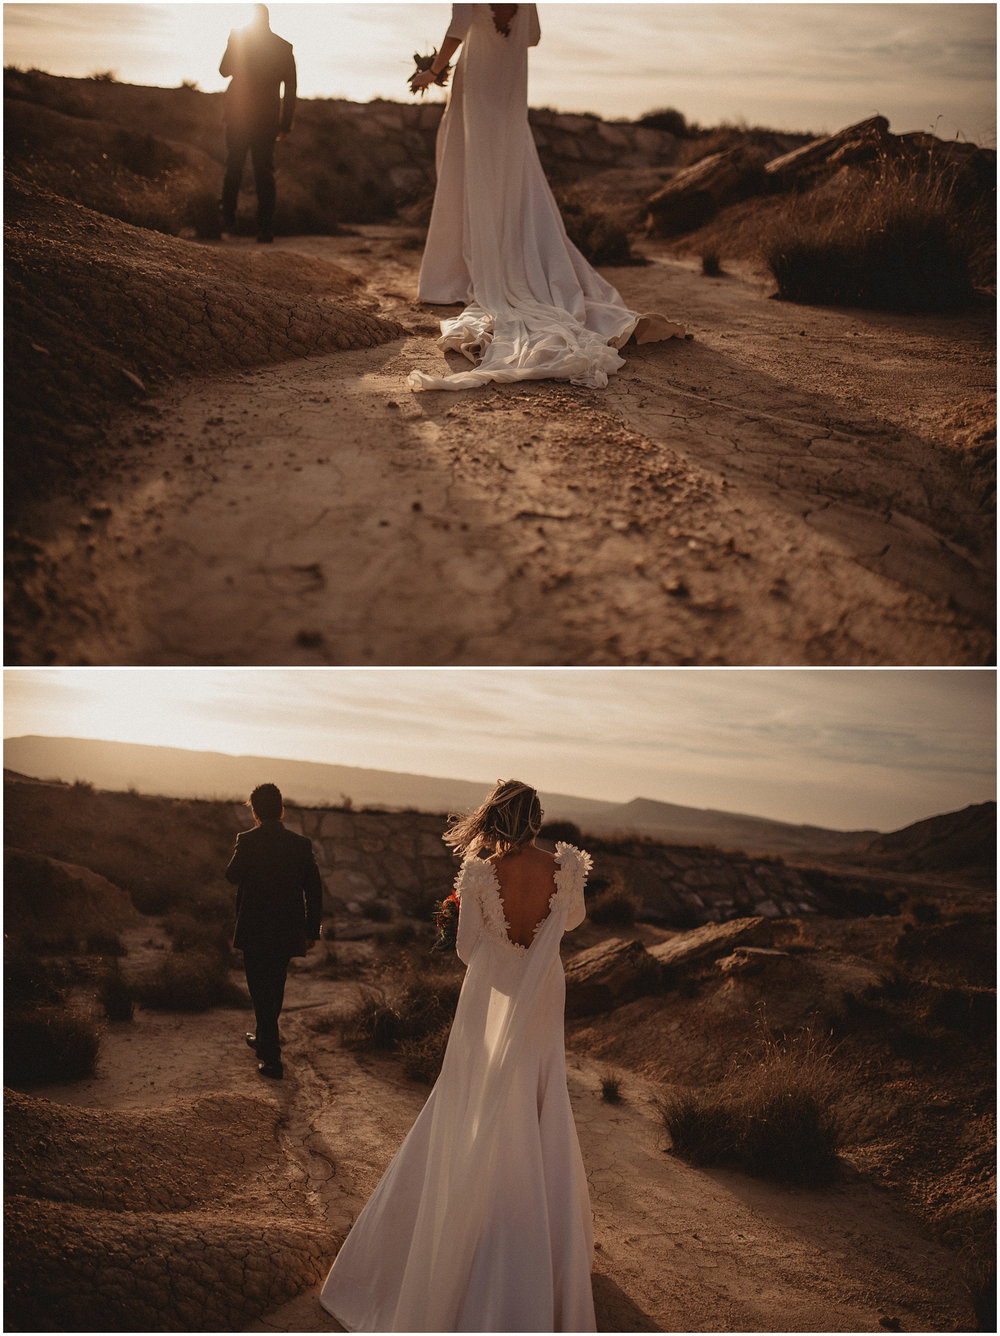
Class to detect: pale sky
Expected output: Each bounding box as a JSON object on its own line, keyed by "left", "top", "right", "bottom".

{"left": 3, "top": 668, "right": 995, "bottom": 831}
{"left": 3, "top": 2, "right": 996, "bottom": 144}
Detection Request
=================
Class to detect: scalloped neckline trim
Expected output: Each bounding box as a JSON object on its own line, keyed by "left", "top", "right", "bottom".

{"left": 483, "top": 845, "right": 571, "bottom": 955}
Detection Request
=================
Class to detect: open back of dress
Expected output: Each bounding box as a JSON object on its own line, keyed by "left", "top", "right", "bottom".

{"left": 408, "top": 4, "right": 682, "bottom": 392}
{"left": 319, "top": 842, "right": 596, "bottom": 1332}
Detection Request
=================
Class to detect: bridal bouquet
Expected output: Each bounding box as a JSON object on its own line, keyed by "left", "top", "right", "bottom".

{"left": 431, "top": 891, "right": 460, "bottom": 952}
{"left": 408, "top": 49, "right": 452, "bottom": 95}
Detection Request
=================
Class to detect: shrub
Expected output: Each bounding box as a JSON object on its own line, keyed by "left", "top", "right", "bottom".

{"left": 659, "top": 1032, "right": 841, "bottom": 1186}
{"left": 636, "top": 107, "right": 691, "bottom": 138}
{"left": 96, "top": 964, "right": 135, "bottom": 1021}
{"left": 341, "top": 968, "right": 461, "bottom": 1067}
{"left": 389, "top": 973, "right": 460, "bottom": 1049}
{"left": 587, "top": 876, "right": 641, "bottom": 926}
{"left": 764, "top": 153, "right": 976, "bottom": 312}
{"left": 539, "top": 820, "right": 583, "bottom": 846}
{"left": 600, "top": 1069, "right": 624, "bottom": 1103}
{"left": 162, "top": 910, "right": 232, "bottom": 957}
{"left": 659, "top": 1088, "right": 738, "bottom": 1159}
{"left": 4, "top": 1004, "right": 100, "bottom": 1083}
{"left": 556, "top": 198, "right": 640, "bottom": 267}
{"left": 134, "top": 950, "right": 246, "bottom": 1012}
{"left": 701, "top": 249, "right": 723, "bottom": 277}
{"left": 4, "top": 943, "right": 67, "bottom": 1007}
{"left": 892, "top": 916, "right": 995, "bottom": 989}
{"left": 340, "top": 986, "right": 408, "bottom": 1049}
{"left": 399, "top": 1024, "right": 451, "bottom": 1084}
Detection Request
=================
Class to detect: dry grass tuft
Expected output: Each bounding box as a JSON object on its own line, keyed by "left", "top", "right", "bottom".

{"left": 134, "top": 949, "right": 247, "bottom": 1013}
{"left": 96, "top": 962, "right": 135, "bottom": 1021}
{"left": 341, "top": 961, "right": 461, "bottom": 1082}
{"left": 600, "top": 1069, "right": 625, "bottom": 1103}
{"left": 764, "top": 152, "right": 982, "bottom": 312}
{"left": 4, "top": 1004, "right": 101, "bottom": 1084}
{"left": 587, "top": 875, "right": 642, "bottom": 927}
{"left": 556, "top": 195, "right": 643, "bottom": 267}
{"left": 660, "top": 1030, "right": 842, "bottom": 1186}
{"left": 399, "top": 1025, "right": 452, "bottom": 1084}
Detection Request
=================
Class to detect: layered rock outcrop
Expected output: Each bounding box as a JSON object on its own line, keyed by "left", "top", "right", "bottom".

{"left": 267, "top": 806, "right": 827, "bottom": 928}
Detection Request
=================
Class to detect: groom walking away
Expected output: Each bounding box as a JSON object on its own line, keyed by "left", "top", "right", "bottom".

{"left": 219, "top": 4, "right": 297, "bottom": 243}
{"left": 226, "top": 783, "right": 321, "bottom": 1080}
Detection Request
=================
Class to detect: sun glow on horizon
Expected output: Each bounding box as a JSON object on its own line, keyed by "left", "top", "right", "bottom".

{"left": 2, "top": 3, "right": 995, "bottom": 144}
{"left": 4, "top": 668, "right": 995, "bottom": 834}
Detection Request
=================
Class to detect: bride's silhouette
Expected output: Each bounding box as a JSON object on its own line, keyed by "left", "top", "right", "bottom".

{"left": 319, "top": 779, "right": 597, "bottom": 1331}
{"left": 407, "top": 3, "right": 685, "bottom": 392}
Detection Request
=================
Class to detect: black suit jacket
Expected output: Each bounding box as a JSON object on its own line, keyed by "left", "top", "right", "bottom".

{"left": 226, "top": 819, "right": 321, "bottom": 956}
{"left": 220, "top": 27, "right": 297, "bottom": 134}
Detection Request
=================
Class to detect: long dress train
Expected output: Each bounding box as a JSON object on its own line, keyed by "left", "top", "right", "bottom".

{"left": 318, "top": 842, "right": 597, "bottom": 1332}
{"left": 407, "top": 4, "right": 684, "bottom": 392}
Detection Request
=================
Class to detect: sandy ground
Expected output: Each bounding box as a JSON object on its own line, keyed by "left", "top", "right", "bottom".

{"left": 34, "top": 952, "right": 975, "bottom": 1334}
{"left": 22, "top": 227, "right": 994, "bottom": 665}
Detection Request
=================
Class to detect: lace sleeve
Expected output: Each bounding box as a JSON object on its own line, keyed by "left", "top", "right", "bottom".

{"left": 454, "top": 854, "right": 489, "bottom": 963}
{"left": 553, "top": 843, "right": 593, "bottom": 932}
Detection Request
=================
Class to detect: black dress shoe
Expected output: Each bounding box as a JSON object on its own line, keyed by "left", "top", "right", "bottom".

{"left": 245, "top": 1033, "right": 258, "bottom": 1051}
{"left": 257, "top": 1061, "right": 283, "bottom": 1080}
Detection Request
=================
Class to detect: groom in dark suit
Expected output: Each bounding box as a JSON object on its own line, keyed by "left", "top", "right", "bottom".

{"left": 226, "top": 782, "right": 321, "bottom": 1079}
{"left": 219, "top": 3, "right": 297, "bottom": 242}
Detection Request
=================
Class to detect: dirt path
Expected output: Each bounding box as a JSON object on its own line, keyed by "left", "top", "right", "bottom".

{"left": 37, "top": 962, "right": 974, "bottom": 1332}
{"left": 23, "top": 228, "right": 993, "bottom": 665}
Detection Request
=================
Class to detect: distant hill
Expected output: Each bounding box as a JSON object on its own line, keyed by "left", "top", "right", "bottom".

{"left": 4, "top": 734, "right": 879, "bottom": 859}
{"left": 575, "top": 795, "right": 878, "bottom": 857}
{"left": 3, "top": 735, "right": 504, "bottom": 818}
{"left": 857, "top": 802, "right": 996, "bottom": 878}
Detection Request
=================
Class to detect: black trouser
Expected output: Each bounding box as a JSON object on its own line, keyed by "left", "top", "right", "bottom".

{"left": 221, "top": 125, "right": 278, "bottom": 231}
{"left": 242, "top": 946, "right": 291, "bottom": 1065}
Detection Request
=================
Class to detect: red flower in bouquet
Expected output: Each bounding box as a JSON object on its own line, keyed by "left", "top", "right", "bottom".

{"left": 432, "top": 892, "right": 460, "bottom": 952}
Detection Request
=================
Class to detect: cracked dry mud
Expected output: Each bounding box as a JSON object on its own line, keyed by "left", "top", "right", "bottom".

{"left": 10, "top": 971, "right": 974, "bottom": 1332}
{"left": 10, "top": 229, "right": 994, "bottom": 665}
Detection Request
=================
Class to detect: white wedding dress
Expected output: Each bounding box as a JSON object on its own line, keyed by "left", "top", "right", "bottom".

{"left": 407, "top": 3, "right": 684, "bottom": 392}
{"left": 319, "top": 842, "right": 597, "bottom": 1332}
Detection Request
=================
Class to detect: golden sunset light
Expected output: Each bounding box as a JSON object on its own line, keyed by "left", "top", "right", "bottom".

{"left": 4, "top": 2, "right": 996, "bottom": 143}
{"left": 4, "top": 667, "right": 995, "bottom": 831}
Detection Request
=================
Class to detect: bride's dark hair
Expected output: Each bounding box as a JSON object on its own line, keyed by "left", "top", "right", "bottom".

{"left": 490, "top": 5, "right": 518, "bottom": 37}
{"left": 444, "top": 778, "right": 542, "bottom": 856}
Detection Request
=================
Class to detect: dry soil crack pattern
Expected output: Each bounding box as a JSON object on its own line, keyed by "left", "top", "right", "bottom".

{"left": 10, "top": 230, "right": 994, "bottom": 665}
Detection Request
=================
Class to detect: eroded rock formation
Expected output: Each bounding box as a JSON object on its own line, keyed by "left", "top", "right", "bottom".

{"left": 4, "top": 1089, "right": 333, "bottom": 1331}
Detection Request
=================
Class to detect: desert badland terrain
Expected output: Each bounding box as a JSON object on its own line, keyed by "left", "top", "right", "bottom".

{"left": 4, "top": 773, "right": 995, "bottom": 1331}
{"left": 4, "top": 72, "right": 995, "bottom": 665}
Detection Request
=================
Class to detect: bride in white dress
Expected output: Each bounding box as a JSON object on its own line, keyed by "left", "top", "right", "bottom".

{"left": 319, "top": 779, "right": 597, "bottom": 1332}
{"left": 407, "top": 3, "right": 685, "bottom": 392}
